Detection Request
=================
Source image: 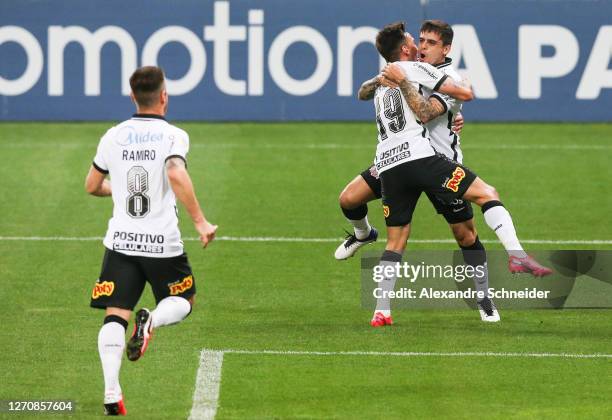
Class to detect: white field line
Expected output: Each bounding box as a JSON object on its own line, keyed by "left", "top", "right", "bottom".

{"left": 0, "top": 236, "right": 611, "bottom": 245}
{"left": 189, "top": 350, "right": 224, "bottom": 420}
{"left": 218, "top": 348, "right": 612, "bottom": 359}
{"left": 188, "top": 348, "right": 612, "bottom": 420}
{"left": 0, "top": 142, "right": 611, "bottom": 151}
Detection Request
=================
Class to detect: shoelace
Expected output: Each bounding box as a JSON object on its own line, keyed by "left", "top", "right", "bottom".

{"left": 343, "top": 230, "right": 358, "bottom": 248}
{"left": 479, "top": 298, "right": 495, "bottom": 316}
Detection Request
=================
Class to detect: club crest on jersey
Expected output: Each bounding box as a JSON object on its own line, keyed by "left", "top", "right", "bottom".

{"left": 445, "top": 167, "right": 466, "bottom": 192}
{"left": 383, "top": 205, "right": 390, "bottom": 218}
{"left": 92, "top": 281, "right": 115, "bottom": 299}
{"left": 169, "top": 275, "right": 193, "bottom": 295}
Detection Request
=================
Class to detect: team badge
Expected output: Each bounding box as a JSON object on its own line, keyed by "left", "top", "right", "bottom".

{"left": 445, "top": 167, "right": 466, "bottom": 192}
{"left": 369, "top": 166, "right": 380, "bottom": 180}
{"left": 92, "top": 281, "right": 115, "bottom": 299}
{"left": 169, "top": 275, "right": 194, "bottom": 295}
{"left": 383, "top": 205, "right": 390, "bottom": 218}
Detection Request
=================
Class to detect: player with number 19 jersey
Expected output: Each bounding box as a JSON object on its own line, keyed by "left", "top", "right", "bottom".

{"left": 374, "top": 61, "right": 448, "bottom": 174}
{"left": 92, "top": 114, "right": 189, "bottom": 258}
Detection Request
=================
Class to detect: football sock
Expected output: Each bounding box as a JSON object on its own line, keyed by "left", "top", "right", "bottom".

{"left": 341, "top": 204, "right": 372, "bottom": 240}
{"left": 374, "top": 250, "right": 403, "bottom": 314}
{"left": 482, "top": 201, "right": 528, "bottom": 258}
{"left": 99, "top": 316, "right": 127, "bottom": 404}
{"left": 151, "top": 296, "right": 192, "bottom": 329}
{"left": 460, "top": 236, "right": 489, "bottom": 298}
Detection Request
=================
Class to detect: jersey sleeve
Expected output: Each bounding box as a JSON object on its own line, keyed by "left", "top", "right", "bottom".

{"left": 92, "top": 131, "right": 111, "bottom": 174}
{"left": 167, "top": 130, "right": 190, "bottom": 164}
{"left": 398, "top": 61, "right": 448, "bottom": 92}
{"left": 429, "top": 91, "right": 456, "bottom": 114}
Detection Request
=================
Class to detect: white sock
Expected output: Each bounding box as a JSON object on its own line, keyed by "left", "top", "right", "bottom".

{"left": 374, "top": 251, "right": 402, "bottom": 315}
{"left": 151, "top": 296, "right": 191, "bottom": 329}
{"left": 483, "top": 205, "right": 528, "bottom": 258}
{"left": 98, "top": 322, "right": 125, "bottom": 404}
{"left": 349, "top": 216, "right": 372, "bottom": 240}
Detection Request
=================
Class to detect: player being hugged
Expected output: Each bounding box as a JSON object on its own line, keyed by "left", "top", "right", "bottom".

{"left": 85, "top": 66, "right": 217, "bottom": 416}
{"left": 352, "top": 22, "right": 552, "bottom": 327}
{"left": 336, "top": 20, "right": 505, "bottom": 324}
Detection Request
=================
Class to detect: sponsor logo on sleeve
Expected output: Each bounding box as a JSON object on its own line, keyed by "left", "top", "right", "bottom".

{"left": 414, "top": 63, "right": 439, "bottom": 80}
{"left": 92, "top": 281, "right": 115, "bottom": 299}
{"left": 169, "top": 275, "right": 194, "bottom": 295}
{"left": 445, "top": 167, "right": 466, "bottom": 192}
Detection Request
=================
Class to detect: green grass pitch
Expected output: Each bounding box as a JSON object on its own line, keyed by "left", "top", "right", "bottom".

{"left": 0, "top": 122, "right": 611, "bottom": 419}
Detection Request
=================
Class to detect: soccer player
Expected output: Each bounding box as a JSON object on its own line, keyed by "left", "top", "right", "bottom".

{"left": 356, "top": 22, "right": 552, "bottom": 327}
{"left": 85, "top": 66, "right": 217, "bottom": 415}
{"left": 335, "top": 21, "right": 500, "bottom": 323}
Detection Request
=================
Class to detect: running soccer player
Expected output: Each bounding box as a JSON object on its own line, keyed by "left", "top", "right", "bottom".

{"left": 358, "top": 22, "right": 552, "bottom": 327}
{"left": 85, "top": 66, "right": 217, "bottom": 415}
{"left": 336, "top": 20, "right": 500, "bottom": 323}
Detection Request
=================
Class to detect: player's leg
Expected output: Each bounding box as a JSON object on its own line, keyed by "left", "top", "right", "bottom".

{"left": 335, "top": 167, "right": 381, "bottom": 260}
{"left": 128, "top": 253, "right": 196, "bottom": 360}
{"left": 99, "top": 307, "right": 130, "bottom": 415}
{"left": 450, "top": 219, "right": 500, "bottom": 322}
{"left": 423, "top": 156, "right": 552, "bottom": 277}
{"left": 427, "top": 192, "right": 499, "bottom": 321}
{"left": 371, "top": 225, "right": 410, "bottom": 327}
{"left": 462, "top": 177, "right": 552, "bottom": 276}
{"left": 91, "top": 249, "right": 146, "bottom": 415}
{"left": 461, "top": 178, "right": 523, "bottom": 254}
{"left": 371, "top": 166, "right": 420, "bottom": 326}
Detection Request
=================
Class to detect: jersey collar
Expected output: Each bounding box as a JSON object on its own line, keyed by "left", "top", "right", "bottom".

{"left": 435, "top": 57, "right": 453, "bottom": 69}
{"left": 132, "top": 113, "right": 167, "bottom": 121}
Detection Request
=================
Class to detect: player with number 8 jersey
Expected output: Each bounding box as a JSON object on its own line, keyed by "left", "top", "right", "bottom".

{"left": 93, "top": 113, "right": 191, "bottom": 257}
{"left": 85, "top": 66, "right": 217, "bottom": 416}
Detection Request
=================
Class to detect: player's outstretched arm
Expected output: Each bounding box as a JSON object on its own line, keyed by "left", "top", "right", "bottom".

{"left": 357, "top": 76, "right": 382, "bottom": 100}
{"left": 85, "top": 165, "right": 112, "bottom": 197}
{"left": 166, "top": 157, "right": 218, "bottom": 248}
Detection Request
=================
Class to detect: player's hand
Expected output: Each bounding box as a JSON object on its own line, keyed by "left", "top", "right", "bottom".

{"left": 379, "top": 74, "right": 399, "bottom": 89}
{"left": 381, "top": 63, "right": 406, "bottom": 85}
{"left": 195, "top": 220, "right": 218, "bottom": 248}
{"left": 452, "top": 112, "right": 465, "bottom": 134}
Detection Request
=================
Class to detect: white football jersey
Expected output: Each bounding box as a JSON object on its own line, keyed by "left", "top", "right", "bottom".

{"left": 92, "top": 114, "right": 189, "bottom": 258}
{"left": 373, "top": 61, "right": 448, "bottom": 174}
{"left": 420, "top": 58, "right": 464, "bottom": 163}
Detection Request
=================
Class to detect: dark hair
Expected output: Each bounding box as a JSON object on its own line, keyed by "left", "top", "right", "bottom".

{"left": 129, "top": 66, "right": 165, "bottom": 107}
{"left": 376, "top": 22, "right": 406, "bottom": 62}
{"left": 420, "top": 20, "right": 453, "bottom": 46}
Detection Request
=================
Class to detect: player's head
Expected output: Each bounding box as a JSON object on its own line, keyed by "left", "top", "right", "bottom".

{"left": 419, "top": 20, "right": 453, "bottom": 65}
{"left": 376, "top": 22, "right": 418, "bottom": 62}
{"left": 129, "top": 66, "right": 168, "bottom": 114}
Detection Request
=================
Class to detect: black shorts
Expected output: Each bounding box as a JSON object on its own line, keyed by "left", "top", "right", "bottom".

{"left": 90, "top": 248, "right": 196, "bottom": 311}
{"left": 360, "top": 165, "right": 382, "bottom": 199}
{"left": 361, "top": 163, "right": 473, "bottom": 224}
{"left": 380, "top": 154, "right": 477, "bottom": 227}
{"left": 425, "top": 192, "right": 474, "bottom": 225}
